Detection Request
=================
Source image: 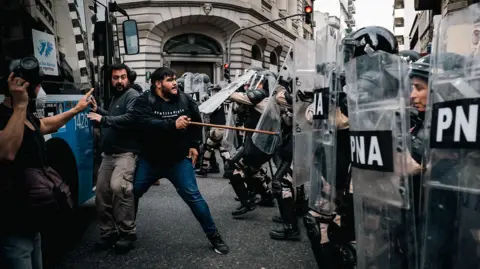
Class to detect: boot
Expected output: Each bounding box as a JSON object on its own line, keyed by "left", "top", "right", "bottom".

{"left": 230, "top": 174, "right": 256, "bottom": 216}
{"left": 272, "top": 216, "right": 284, "bottom": 223}
{"left": 114, "top": 233, "right": 136, "bottom": 254}
{"left": 195, "top": 167, "right": 208, "bottom": 177}
{"left": 231, "top": 200, "right": 256, "bottom": 216}
{"left": 269, "top": 224, "right": 301, "bottom": 240}
{"left": 258, "top": 192, "right": 276, "bottom": 207}
{"left": 207, "top": 164, "right": 220, "bottom": 174}
{"left": 95, "top": 234, "right": 118, "bottom": 250}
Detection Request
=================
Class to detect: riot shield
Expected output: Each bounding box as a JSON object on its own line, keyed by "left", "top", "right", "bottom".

{"left": 199, "top": 70, "right": 256, "bottom": 114}
{"left": 308, "top": 23, "right": 341, "bottom": 215}
{"left": 346, "top": 51, "right": 417, "bottom": 269}
{"left": 183, "top": 73, "right": 194, "bottom": 94}
{"left": 222, "top": 101, "right": 238, "bottom": 155}
{"left": 421, "top": 4, "right": 480, "bottom": 269}
{"left": 191, "top": 74, "right": 208, "bottom": 103}
{"left": 251, "top": 47, "right": 293, "bottom": 155}
{"left": 292, "top": 39, "right": 316, "bottom": 189}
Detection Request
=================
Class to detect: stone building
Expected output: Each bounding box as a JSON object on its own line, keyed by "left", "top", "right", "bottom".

{"left": 116, "top": 0, "right": 313, "bottom": 84}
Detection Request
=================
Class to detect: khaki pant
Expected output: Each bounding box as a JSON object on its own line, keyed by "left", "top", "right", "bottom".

{"left": 95, "top": 152, "right": 137, "bottom": 238}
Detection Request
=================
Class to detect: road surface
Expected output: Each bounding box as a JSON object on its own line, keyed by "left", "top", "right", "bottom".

{"left": 54, "top": 173, "right": 317, "bottom": 269}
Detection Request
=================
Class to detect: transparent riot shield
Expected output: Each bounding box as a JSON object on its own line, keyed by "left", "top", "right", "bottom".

{"left": 184, "top": 73, "right": 194, "bottom": 94}
{"left": 222, "top": 101, "right": 238, "bottom": 155}
{"left": 292, "top": 39, "right": 316, "bottom": 189}
{"left": 346, "top": 51, "right": 417, "bottom": 269}
{"left": 191, "top": 74, "right": 207, "bottom": 103}
{"left": 308, "top": 23, "right": 341, "bottom": 215}
{"left": 251, "top": 47, "right": 293, "bottom": 155}
{"left": 421, "top": 4, "right": 480, "bottom": 269}
{"left": 199, "top": 70, "right": 256, "bottom": 114}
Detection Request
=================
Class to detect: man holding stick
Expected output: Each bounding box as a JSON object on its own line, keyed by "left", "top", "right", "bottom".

{"left": 129, "top": 67, "right": 229, "bottom": 255}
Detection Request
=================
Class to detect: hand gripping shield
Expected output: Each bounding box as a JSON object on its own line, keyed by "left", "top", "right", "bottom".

{"left": 421, "top": 4, "right": 480, "bottom": 269}
{"left": 251, "top": 48, "right": 293, "bottom": 155}
{"left": 198, "top": 70, "right": 256, "bottom": 114}
{"left": 346, "top": 51, "right": 418, "bottom": 269}
{"left": 308, "top": 23, "right": 342, "bottom": 215}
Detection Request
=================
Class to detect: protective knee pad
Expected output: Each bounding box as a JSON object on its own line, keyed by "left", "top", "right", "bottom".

{"left": 230, "top": 172, "right": 249, "bottom": 202}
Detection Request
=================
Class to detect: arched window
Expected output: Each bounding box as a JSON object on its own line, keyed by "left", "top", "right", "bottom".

{"left": 251, "top": 45, "right": 262, "bottom": 61}
{"left": 269, "top": 51, "right": 278, "bottom": 66}
{"left": 163, "top": 34, "right": 222, "bottom": 55}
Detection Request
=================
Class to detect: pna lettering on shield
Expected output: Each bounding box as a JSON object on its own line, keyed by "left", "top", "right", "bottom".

{"left": 349, "top": 130, "right": 394, "bottom": 172}
{"left": 430, "top": 98, "right": 480, "bottom": 149}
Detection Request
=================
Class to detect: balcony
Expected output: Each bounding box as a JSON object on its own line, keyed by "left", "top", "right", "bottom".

{"left": 328, "top": 16, "right": 341, "bottom": 29}
{"left": 346, "top": 18, "right": 355, "bottom": 27}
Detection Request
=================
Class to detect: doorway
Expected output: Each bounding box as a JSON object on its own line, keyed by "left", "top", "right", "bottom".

{"left": 170, "top": 61, "right": 214, "bottom": 81}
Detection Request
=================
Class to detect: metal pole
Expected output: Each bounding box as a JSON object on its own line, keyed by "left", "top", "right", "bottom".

{"left": 227, "top": 13, "right": 305, "bottom": 67}
{"left": 103, "top": 0, "right": 112, "bottom": 108}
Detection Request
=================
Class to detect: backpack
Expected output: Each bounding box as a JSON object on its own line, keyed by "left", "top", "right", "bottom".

{"left": 12, "top": 114, "right": 74, "bottom": 224}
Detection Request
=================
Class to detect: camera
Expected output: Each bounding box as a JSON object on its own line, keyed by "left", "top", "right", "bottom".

{"left": 3, "top": 57, "right": 44, "bottom": 99}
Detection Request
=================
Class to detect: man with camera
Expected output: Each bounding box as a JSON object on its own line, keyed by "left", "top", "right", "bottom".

{"left": 0, "top": 57, "right": 93, "bottom": 269}
{"left": 87, "top": 63, "right": 140, "bottom": 254}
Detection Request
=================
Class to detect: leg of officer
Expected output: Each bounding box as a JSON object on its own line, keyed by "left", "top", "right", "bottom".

{"left": 95, "top": 154, "right": 117, "bottom": 248}
{"left": 166, "top": 158, "right": 230, "bottom": 254}
{"left": 110, "top": 152, "right": 138, "bottom": 252}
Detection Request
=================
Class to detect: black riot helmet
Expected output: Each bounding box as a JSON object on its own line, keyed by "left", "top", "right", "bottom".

{"left": 343, "top": 26, "right": 398, "bottom": 63}
{"left": 398, "top": 50, "right": 422, "bottom": 64}
{"left": 409, "top": 55, "right": 431, "bottom": 82}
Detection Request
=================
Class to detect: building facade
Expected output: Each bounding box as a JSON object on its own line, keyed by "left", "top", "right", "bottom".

{"left": 115, "top": 0, "right": 313, "bottom": 84}
{"left": 393, "top": 0, "right": 417, "bottom": 51}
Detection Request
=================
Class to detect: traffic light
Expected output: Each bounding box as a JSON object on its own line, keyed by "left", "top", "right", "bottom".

{"left": 224, "top": 63, "right": 231, "bottom": 82}
{"left": 304, "top": 5, "right": 313, "bottom": 25}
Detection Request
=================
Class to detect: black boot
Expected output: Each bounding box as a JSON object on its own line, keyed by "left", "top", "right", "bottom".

{"left": 95, "top": 234, "right": 118, "bottom": 251}
{"left": 230, "top": 174, "right": 256, "bottom": 216}
{"left": 272, "top": 215, "right": 284, "bottom": 223}
{"left": 269, "top": 224, "right": 301, "bottom": 240}
{"left": 258, "top": 192, "right": 276, "bottom": 207}
{"left": 114, "top": 233, "right": 136, "bottom": 254}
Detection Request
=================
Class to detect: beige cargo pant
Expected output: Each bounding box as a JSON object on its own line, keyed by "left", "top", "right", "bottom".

{"left": 95, "top": 152, "right": 137, "bottom": 238}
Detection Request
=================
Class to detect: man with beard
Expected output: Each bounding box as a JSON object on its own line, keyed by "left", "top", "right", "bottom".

{"left": 130, "top": 67, "right": 229, "bottom": 255}
{"left": 87, "top": 63, "right": 140, "bottom": 254}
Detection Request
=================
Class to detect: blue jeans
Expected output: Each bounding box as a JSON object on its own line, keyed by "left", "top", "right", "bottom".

{"left": 133, "top": 158, "right": 217, "bottom": 235}
{"left": 0, "top": 232, "right": 42, "bottom": 269}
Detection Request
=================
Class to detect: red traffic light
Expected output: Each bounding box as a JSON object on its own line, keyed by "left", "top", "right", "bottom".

{"left": 224, "top": 63, "right": 229, "bottom": 69}
{"left": 304, "top": 6, "right": 313, "bottom": 13}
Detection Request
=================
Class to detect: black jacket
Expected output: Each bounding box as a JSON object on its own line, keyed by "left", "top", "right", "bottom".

{"left": 97, "top": 88, "right": 140, "bottom": 154}
{"left": 131, "top": 90, "right": 203, "bottom": 164}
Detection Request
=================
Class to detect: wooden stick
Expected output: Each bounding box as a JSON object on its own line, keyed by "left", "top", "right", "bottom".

{"left": 188, "top": 121, "right": 279, "bottom": 135}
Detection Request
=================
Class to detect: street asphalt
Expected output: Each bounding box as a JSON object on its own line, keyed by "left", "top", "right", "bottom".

{"left": 54, "top": 173, "right": 317, "bottom": 269}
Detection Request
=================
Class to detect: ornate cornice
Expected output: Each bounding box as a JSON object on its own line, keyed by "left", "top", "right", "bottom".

{"left": 117, "top": 1, "right": 298, "bottom": 40}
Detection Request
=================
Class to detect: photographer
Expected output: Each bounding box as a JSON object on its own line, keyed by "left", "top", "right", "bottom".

{"left": 0, "top": 57, "right": 93, "bottom": 269}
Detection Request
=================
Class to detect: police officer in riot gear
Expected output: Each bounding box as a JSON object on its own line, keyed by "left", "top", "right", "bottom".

{"left": 343, "top": 25, "right": 424, "bottom": 269}
{"left": 227, "top": 70, "right": 276, "bottom": 216}
{"left": 196, "top": 84, "right": 232, "bottom": 177}
{"left": 269, "top": 76, "right": 301, "bottom": 240}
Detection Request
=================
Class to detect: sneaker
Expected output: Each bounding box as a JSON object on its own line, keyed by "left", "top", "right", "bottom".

{"left": 208, "top": 232, "right": 230, "bottom": 254}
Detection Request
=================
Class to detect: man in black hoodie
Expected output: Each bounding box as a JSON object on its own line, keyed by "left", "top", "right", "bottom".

{"left": 130, "top": 67, "right": 229, "bottom": 255}
{"left": 87, "top": 63, "right": 140, "bottom": 254}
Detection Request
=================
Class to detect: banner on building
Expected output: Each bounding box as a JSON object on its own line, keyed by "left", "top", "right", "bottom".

{"left": 32, "top": 29, "right": 59, "bottom": 76}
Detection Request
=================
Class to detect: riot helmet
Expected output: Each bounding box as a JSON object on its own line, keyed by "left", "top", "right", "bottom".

{"left": 181, "top": 72, "right": 194, "bottom": 79}
{"left": 196, "top": 73, "right": 210, "bottom": 84}
{"left": 343, "top": 26, "right": 398, "bottom": 63}
{"left": 398, "top": 50, "right": 422, "bottom": 64}
{"left": 409, "top": 55, "right": 431, "bottom": 82}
